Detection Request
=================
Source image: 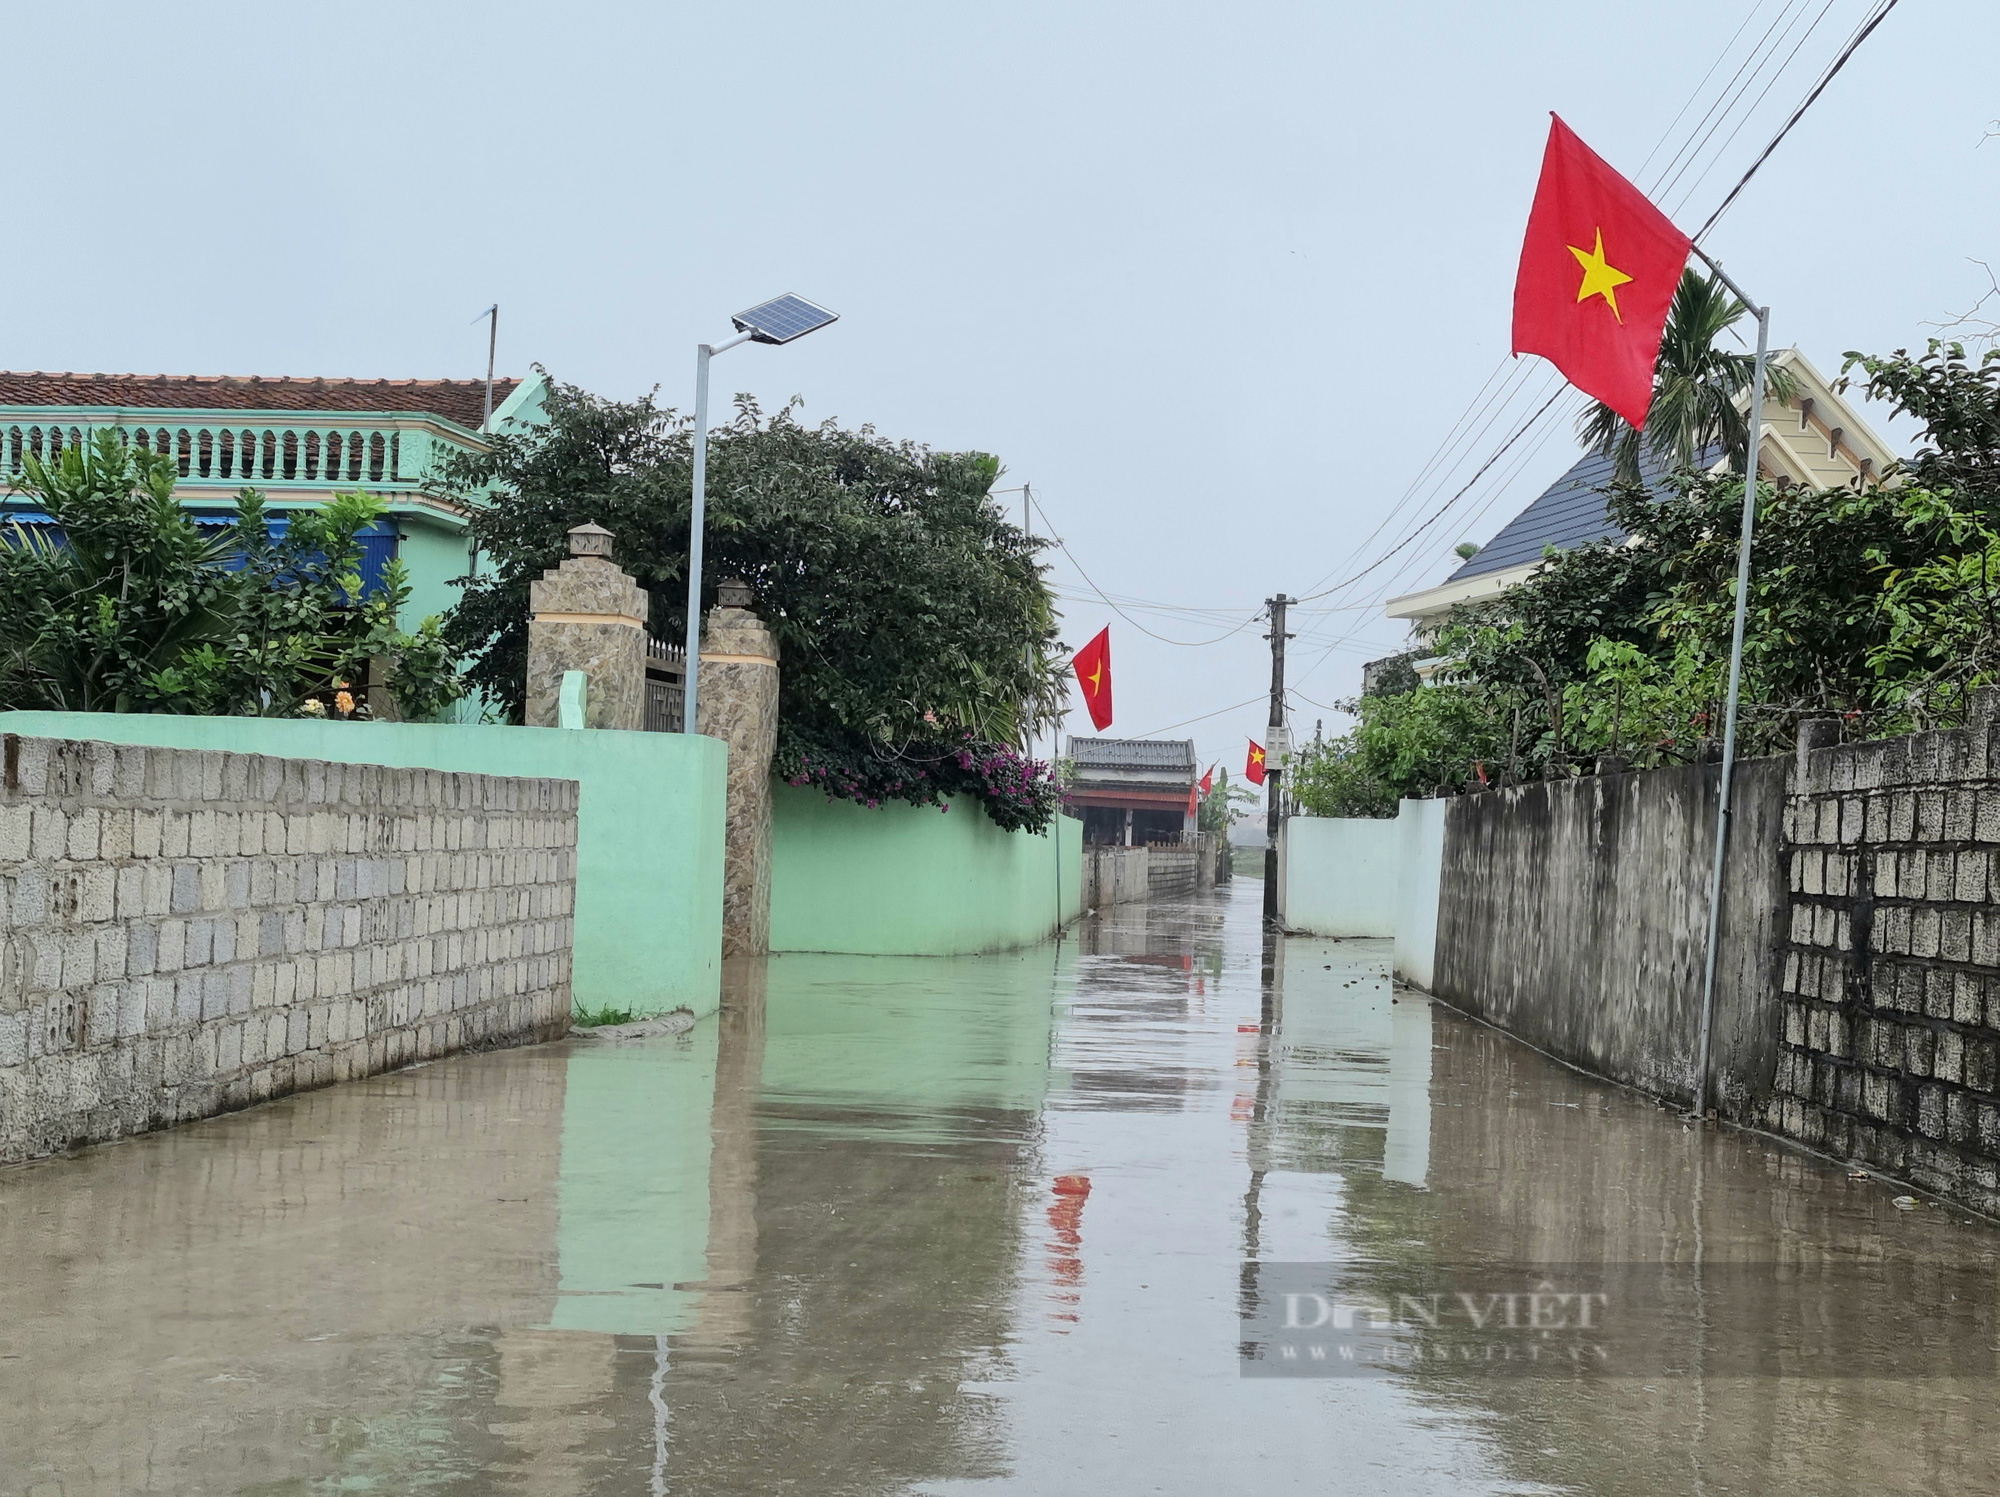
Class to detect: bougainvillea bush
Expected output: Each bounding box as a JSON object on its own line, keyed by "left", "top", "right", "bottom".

{"left": 775, "top": 723, "right": 1061, "bottom": 834}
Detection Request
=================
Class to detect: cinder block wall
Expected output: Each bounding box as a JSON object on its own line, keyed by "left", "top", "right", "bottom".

{"left": 1431, "top": 762, "right": 1790, "bottom": 1120}
{"left": 1777, "top": 718, "right": 2000, "bottom": 1212}
{"left": 0, "top": 734, "right": 577, "bottom": 1164}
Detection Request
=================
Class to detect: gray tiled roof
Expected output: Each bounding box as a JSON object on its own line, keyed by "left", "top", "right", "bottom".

{"left": 1068, "top": 736, "right": 1196, "bottom": 771}
{"left": 1450, "top": 443, "right": 1719, "bottom": 581}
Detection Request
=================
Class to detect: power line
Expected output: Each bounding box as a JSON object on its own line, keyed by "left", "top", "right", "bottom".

{"left": 1695, "top": 0, "right": 1904, "bottom": 240}
{"left": 1287, "top": 0, "right": 1904, "bottom": 641}
{"left": 1663, "top": 0, "right": 1845, "bottom": 219}
{"left": 1031, "top": 488, "right": 1265, "bottom": 647}
{"left": 1127, "top": 693, "right": 1271, "bottom": 740}
{"left": 1634, "top": 0, "right": 1783, "bottom": 181}
{"left": 1293, "top": 388, "right": 1569, "bottom": 603}
{"left": 1648, "top": 0, "right": 1819, "bottom": 204}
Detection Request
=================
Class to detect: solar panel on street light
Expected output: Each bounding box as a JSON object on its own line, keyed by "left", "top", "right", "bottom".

{"left": 730, "top": 293, "right": 840, "bottom": 345}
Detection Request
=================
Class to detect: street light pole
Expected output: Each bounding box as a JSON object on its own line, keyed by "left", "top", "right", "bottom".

{"left": 683, "top": 330, "right": 753, "bottom": 737}
{"left": 680, "top": 295, "right": 839, "bottom": 736}
{"left": 1690, "top": 245, "right": 1771, "bottom": 1121}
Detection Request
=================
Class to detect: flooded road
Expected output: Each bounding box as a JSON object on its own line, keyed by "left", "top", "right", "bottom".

{"left": 9, "top": 880, "right": 2000, "bottom": 1494}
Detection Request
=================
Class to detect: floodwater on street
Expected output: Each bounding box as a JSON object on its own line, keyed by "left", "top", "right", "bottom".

{"left": 10, "top": 879, "right": 2000, "bottom": 1495}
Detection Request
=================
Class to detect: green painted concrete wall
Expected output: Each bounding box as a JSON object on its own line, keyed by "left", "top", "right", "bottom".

{"left": 0, "top": 713, "right": 726, "bottom": 1017}
{"left": 769, "top": 784, "right": 1082, "bottom": 955}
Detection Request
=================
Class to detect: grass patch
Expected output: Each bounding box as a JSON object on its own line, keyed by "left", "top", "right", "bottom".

{"left": 1230, "top": 846, "right": 1266, "bottom": 879}
{"left": 572, "top": 1004, "right": 646, "bottom": 1028}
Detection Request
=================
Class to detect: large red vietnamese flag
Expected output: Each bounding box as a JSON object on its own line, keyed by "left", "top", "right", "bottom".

{"left": 1244, "top": 740, "right": 1267, "bottom": 787}
{"left": 1072, "top": 627, "right": 1113, "bottom": 731}
{"left": 1512, "top": 115, "right": 1692, "bottom": 428}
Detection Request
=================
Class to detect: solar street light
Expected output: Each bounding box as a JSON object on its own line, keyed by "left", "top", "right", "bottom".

{"left": 682, "top": 294, "right": 840, "bottom": 735}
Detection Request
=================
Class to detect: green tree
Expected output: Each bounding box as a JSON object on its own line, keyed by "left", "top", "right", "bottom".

{"left": 1844, "top": 340, "right": 2000, "bottom": 518}
{"left": 1, "top": 431, "right": 465, "bottom": 720}
{"left": 1578, "top": 269, "right": 1797, "bottom": 483}
{"left": 436, "top": 377, "right": 1067, "bottom": 826}
{"left": 1, "top": 433, "right": 232, "bottom": 711}
{"left": 1198, "top": 764, "right": 1258, "bottom": 832}
{"left": 1287, "top": 729, "right": 1397, "bottom": 818}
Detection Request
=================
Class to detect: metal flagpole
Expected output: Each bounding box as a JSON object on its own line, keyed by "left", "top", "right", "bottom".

{"left": 1690, "top": 243, "right": 1770, "bottom": 1120}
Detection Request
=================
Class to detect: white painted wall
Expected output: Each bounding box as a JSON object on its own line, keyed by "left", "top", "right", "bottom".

{"left": 1281, "top": 816, "right": 1400, "bottom": 936}
{"left": 1280, "top": 798, "right": 1446, "bottom": 990}
{"left": 1392, "top": 798, "right": 1445, "bottom": 991}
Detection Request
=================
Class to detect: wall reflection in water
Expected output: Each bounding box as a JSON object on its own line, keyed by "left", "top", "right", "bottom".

{"left": 639, "top": 944, "right": 1067, "bottom": 1494}
{"left": 0, "top": 1050, "right": 574, "bottom": 1493}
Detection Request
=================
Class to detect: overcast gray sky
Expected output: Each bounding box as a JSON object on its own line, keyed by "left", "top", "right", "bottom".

{"left": 10, "top": 1, "right": 1994, "bottom": 775}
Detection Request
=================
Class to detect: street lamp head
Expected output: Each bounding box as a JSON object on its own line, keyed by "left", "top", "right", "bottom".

{"left": 730, "top": 293, "right": 840, "bottom": 346}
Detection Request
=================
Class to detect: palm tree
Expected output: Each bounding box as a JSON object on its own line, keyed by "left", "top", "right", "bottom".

{"left": 1578, "top": 268, "right": 1797, "bottom": 484}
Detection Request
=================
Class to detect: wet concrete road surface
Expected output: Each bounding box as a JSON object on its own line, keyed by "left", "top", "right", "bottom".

{"left": 10, "top": 881, "right": 2000, "bottom": 1494}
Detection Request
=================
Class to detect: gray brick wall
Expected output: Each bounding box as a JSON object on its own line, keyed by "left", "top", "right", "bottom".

{"left": 0, "top": 734, "right": 577, "bottom": 1164}
{"left": 1777, "top": 707, "right": 2000, "bottom": 1212}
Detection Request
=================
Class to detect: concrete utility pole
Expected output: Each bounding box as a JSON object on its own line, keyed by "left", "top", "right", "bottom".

{"left": 1263, "top": 594, "right": 1293, "bottom": 926}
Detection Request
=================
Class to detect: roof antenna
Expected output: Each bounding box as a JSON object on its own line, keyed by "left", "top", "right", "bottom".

{"left": 474, "top": 304, "right": 499, "bottom": 431}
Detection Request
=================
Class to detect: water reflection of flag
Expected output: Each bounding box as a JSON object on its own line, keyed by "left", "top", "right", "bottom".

{"left": 1046, "top": 1173, "right": 1092, "bottom": 1327}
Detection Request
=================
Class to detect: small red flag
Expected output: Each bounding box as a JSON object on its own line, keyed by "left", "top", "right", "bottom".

{"left": 1512, "top": 115, "right": 1692, "bottom": 429}
{"left": 1188, "top": 763, "right": 1215, "bottom": 818}
{"left": 1072, "top": 627, "right": 1113, "bottom": 731}
{"left": 1245, "top": 739, "right": 1267, "bottom": 786}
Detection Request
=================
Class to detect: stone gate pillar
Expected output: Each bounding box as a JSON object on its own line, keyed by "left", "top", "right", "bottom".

{"left": 698, "top": 578, "right": 780, "bottom": 956}
{"left": 525, "top": 523, "right": 648, "bottom": 731}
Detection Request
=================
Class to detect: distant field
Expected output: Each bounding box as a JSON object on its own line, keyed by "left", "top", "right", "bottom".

{"left": 1230, "top": 846, "right": 1265, "bottom": 879}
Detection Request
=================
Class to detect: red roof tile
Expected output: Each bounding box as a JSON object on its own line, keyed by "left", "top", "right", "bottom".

{"left": 0, "top": 372, "right": 523, "bottom": 430}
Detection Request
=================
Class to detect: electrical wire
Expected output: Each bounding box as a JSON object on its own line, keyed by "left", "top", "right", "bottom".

{"left": 1662, "top": 0, "right": 1845, "bottom": 218}
{"left": 1030, "top": 488, "right": 1266, "bottom": 647}
{"left": 1127, "top": 694, "right": 1272, "bottom": 740}
{"left": 1286, "top": 0, "right": 1903, "bottom": 642}
{"left": 1647, "top": 0, "right": 1820, "bottom": 204}
{"left": 1633, "top": 0, "right": 1781, "bottom": 182}
{"left": 1694, "top": 0, "right": 1904, "bottom": 241}
{"left": 1292, "top": 388, "right": 1570, "bottom": 603}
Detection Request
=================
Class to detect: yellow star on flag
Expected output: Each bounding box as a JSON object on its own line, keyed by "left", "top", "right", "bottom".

{"left": 1250, "top": 746, "right": 1264, "bottom": 765}
{"left": 1087, "top": 661, "right": 1103, "bottom": 692}
{"left": 1567, "top": 229, "right": 1633, "bottom": 323}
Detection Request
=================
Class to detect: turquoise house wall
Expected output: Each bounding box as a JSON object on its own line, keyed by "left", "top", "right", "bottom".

{"left": 769, "top": 784, "right": 1082, "bottom": 955}
{"left": 394, "top": 516, "right": 477, "bottom": 633}
{"left": 0, "top": 713, "right": 726, "bottom": 1017}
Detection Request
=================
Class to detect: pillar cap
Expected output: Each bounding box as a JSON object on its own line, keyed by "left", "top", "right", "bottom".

{"left": 568, "top": 521, "right": 615, "bottom": 559}
{"left": 717, "top": 577, "right": 753, "bottom": 608}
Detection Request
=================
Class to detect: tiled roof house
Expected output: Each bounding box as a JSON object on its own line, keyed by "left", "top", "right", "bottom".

{"left": 1067, "top": 735, "right": 1198, "bottom": 845}
{"left": 1384, "top": 349, "right": 1895, "bottom": 627}
{"left": 0, "top": 370, "right": 549, "bottom": 628}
